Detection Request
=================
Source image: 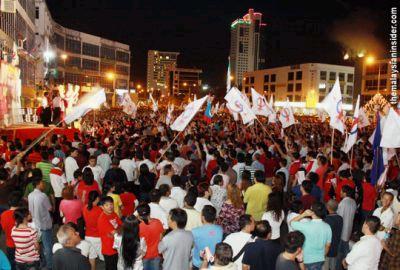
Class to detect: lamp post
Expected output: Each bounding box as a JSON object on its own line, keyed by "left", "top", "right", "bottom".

{"left": 60, "top": 53, "right": 68, "bottom": 85}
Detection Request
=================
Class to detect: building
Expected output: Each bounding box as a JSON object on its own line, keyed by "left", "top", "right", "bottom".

{"left": 243, "top": 63, "right": 354, "bottom": 105}
{"left": 147, "top": 50, "right": 179, "bottom": 96}
{"left": 356, "top": 58, "right": 399, "bottom": 105}
{"left": 229, "top": 9, "right": 266, "bottom": 87}
{"left": 0, "top": 0, "right": 36, "bottom": 106}
{"left": 35, "top": 0, "right": 131, "bottom": 101}
{"left": 166, "top": 67, "right": 202, "bottom": 101}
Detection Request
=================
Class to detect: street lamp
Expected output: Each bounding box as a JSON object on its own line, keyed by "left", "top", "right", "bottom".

{"left": 365, "top": 55, "right": 381, "bottom": 92}
{"left": 137, "top": 84, "right": 142, "bottom": 89}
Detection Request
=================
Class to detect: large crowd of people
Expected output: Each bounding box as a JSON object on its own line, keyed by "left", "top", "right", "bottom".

{"left": 0, "top": 107, "right": 399, "bottom": 270}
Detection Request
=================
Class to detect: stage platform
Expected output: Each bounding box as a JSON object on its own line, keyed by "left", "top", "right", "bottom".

{"left": 0, "top": 124, "right": 79, "bottom": 142}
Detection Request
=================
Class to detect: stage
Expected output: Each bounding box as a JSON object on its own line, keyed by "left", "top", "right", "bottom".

{"left": 0, "top": 124, "right": 79, "bottom": 142}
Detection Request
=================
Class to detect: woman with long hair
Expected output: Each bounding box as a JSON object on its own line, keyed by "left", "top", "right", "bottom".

{"left": 59, "top": 185, "right": 84, "bottom": 237}
{"left": 217, "top": 183, "right": 245, "bottom": 235}
{"left": 138, "top": 164, "right": 156, "bottom": 203}
{"left": 83, "top": 191, "right": 103, "bottom": 260}
{"left": 261, "top": 192, "right": 285, "bottom": 241}
{"left": 116, "top": 215, "right": 146, "bottom": 270}
{"left": 76, "top": 168, "right": 100, "bottom": 204}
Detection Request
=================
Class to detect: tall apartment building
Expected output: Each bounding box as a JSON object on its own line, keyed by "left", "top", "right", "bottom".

{"left": 35, "top": 0, "right": 130, "bottom": 100}
{"left": 355, "top": 58, "right": 399, "bottom": 105}
{"left": 243, "top": 63, "right": 354, "bottom": 105}
{"left": 166, "top": 67, "right": 201, "bottom": 100}
{"left": 0, "top": 0, "right": 36, "bottom": 105}
{"left": 147, "top": 50, "right": 179, "bottom": 96}
{"left": 229, "top": 9, "right": 266, "bottom": 87}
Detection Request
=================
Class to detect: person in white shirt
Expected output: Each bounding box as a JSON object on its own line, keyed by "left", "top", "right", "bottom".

{"left": 97, "top": 146, "right": 112, "bottom": 173}
{"left": 156, "top": 165, "right": 173, "bottom": 188}
{"left": 53, "top": 223, "right": 97, "bottom": 270}
{"left": 52, "top": 91, "right": 62, "bottom": 124}
{"left": 49, "top": 157, "right": 67, "bottom": 225}
{"left": 83, "top": 156, "right": 104, "bottom": 188}
{"left": 338, "top": 156, "right": 350, "bottom": 173}
{"left": 64, "top": 148, "right": 79, "bottom": 183}
{"left": 119, "top": 154, "right": 137, "bottom": 183}
{"left": 343, "top": 216, "right": 382, "bottom": 270}
{"left": 224, "top": 214, "right": 255, "bottom": 270}
{"left": 158, "top": 184, "right": 179, "bottom": 214}
{"left": 373, "top": 192, "right": 395, "bottom": 240}
{"left": 156, "top": 152, "right": 179, "bottom": 175}
{"left": 276, "top": 159, "right": 289, "bottom": 191}
{"left": 41, "top": 91, "right": 51, "bottom": 127}
{"left": 137, "top": 151, "right": 155, "bottom": 172}
{"left": 261, "top": 192, "right": 285, "bottom": 240}
{"left": 194, "top": 182, "right": 214, "bottom": 212}
{"left": 286, "top": 200, "right": 305, "bottom": 232}
{"left": 210, "top": 162, "right": 230, "bottom": 188}
{"left": 182, "top": 193, "right": 202, "bottom": 231}
{"left": 210, "top": 175, "right": 227, "bottom": 214}
{"left": 170, "top": 175, "right": 187, "bottom": 208}
{"left": 148, "top": 189, "right": 169, "bottom": 230}
{"left": 173, "top": 151, "right": 191, "bottom": 176}
{"left": 232, "top": 153, "right": 246, "bottom": 184}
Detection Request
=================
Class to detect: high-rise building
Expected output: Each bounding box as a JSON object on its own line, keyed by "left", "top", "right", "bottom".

{"left": 0, "top": 0, "right": 36, "bottom": 106}
{"left": 166, "top": 67, "right": 201, "bottom": 100}
{"left": 230, "top": 9, "right": 266, "bottom": 88}
{"left": 35, "top": 0, "right": 131, "bottom": 103}
{"left": 147, "top": 50, "right": 179, "bottom": 96}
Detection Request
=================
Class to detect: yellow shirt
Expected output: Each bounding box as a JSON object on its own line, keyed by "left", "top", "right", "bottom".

{"left": 244, "top": 182, "right": 271, "bottom": 221}
{"left": 109, "top": 193, "right": 123, "bottom": 217}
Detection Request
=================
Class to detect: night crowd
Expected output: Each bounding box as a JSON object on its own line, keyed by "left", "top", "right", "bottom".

{"left": 0, "top": 108, "right": 399, "bottom": 270}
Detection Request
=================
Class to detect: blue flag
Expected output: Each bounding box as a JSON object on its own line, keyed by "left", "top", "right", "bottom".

{"left": 203, "top": 100, "right": 212, "bottom": 123}
{"left": 370, "top": 113, "right": 384, "bottom": 185}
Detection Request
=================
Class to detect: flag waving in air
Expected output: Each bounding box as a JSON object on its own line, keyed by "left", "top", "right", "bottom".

{"left": 358, "top": 107, "right": 370, "bottom": 128}
{"left": 170, "top": 96, "right": 207, "bottom": 131}
{"left": 120, "top": 93, "right": 137, "bottom": 117}
{"left": 380, "top": 108, "right": 400, "bottom": 148}
{"left": 166, "top": 104, "right": 174, "bottom": 125}
{"left": 251, "top": 88, "right": 273, "bottom": 117}
{"left": 370, "top": 113, "right": 385, "bottom": 186}
{"left": 203, "top": 98, "right": 213, "bottom": 124}
{"left": 64, "top": 88, "right": 106, "bottom": 124}
{"left": 149, "top": 93, "right": 158, "bottom": 112}
{"left": 278, "top": 99, "right": 295, "bottom": 128}
{"left": 343, "top": 95, "right": 360, "bottom": 153}
{"left": 224, "top": 87, "right": 256, "bottom": 125}
{"left": 321, "top": 78, "right": 345, "bottom": 133}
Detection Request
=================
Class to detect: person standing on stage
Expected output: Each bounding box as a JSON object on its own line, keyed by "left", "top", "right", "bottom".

{"left": 41, "top": 91, "right": 52, "bottom": 127}
{"left": 52, "top": 91, "right": 62, "bottom": 125}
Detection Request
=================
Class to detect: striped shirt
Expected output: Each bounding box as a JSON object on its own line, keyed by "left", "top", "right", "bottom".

{"left": 36, "top": 161, "right": 53, "bottom": 182}
{"left": 11, "top": 226, "right": 40, "bottom": 263}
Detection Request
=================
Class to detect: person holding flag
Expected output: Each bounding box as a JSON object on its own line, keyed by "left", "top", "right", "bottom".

{"left": 342, "top": 95, "right": 360, "bottom": 153}
{"left": 204, "top": 96, "right": 213, "bottom": 124}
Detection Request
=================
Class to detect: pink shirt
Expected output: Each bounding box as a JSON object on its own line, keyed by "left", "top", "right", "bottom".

{"left": 59, "top": 199, "right": 83, "bottom": 224}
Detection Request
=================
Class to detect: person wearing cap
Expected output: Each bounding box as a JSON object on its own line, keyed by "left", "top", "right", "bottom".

{"left": 50, "top": 157, "right": 67, "bottom": 225}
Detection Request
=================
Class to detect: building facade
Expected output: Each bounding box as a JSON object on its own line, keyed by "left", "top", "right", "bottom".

{"left": 0, "top": 0, "right": 36, "bottom": 105}
{"left": 147, "top": 50, "right": 179, "bottom": 96}
{"left": 230, "top": 9, "right": 265, "bottom": 88}
{"left": 357, "top": 58, "right": 399, "bottom": 104}
{"left": 243, "top": 63, "right": 354, "bottom": 105}
{"left": 166, "top": 67, "right": 201, "bottom": 101}
{"left": 35, "top": 0, "right": 130, "bottom": 100}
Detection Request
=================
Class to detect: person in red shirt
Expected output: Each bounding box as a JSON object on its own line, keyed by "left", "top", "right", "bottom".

{"left": 360, "top": 171, "right": 377, "bottom": 220}
{"left": 289, "top": 152, "right": 302, "bottom": 176}
{"left": 137, "top": 204, "right": 164, "bottom": 269}
{"left": 98, "top": 196, "right": 122, "bottom": 270}
{"left": 83, "top": 190, "right": 104, "bottom": 260}
{"left": 0, "top": 191, "right": 22, "bottom": 270}
{"left": 120, "top": 184, "right": 138, "bottom": 218}
{"left": 263, "top": 151, "right": 278, "bottom": 179}
{"left": 300, "top": 180, "right": 316, "bottom": 210}
{"left": 26, "top": 145, "right": 42, "bottom": 165}
{"left": 335, "top": 169, "right": 355, "bottom": 202}
{"left": 76, "top": 169, "right": 100, "bottom": 205}
{"left": 315, "top": 155, "right": 329, "bottom": 190}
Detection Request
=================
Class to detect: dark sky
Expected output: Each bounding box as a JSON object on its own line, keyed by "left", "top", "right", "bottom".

{"left": 46, "top": 0, "right": 393, "bottom": 90}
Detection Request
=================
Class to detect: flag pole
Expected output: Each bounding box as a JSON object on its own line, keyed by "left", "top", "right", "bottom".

{"left": 330, "top": 129, "right": 335, "bottom": 164}
{"left": 155, "top": 130, "right": 183, "bottom": 165}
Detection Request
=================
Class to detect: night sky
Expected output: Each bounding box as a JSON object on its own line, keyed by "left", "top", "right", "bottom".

{"left": 47, "top": 0, "right": 393, "bottom": 92}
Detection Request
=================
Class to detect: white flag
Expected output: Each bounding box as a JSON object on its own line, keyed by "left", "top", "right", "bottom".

{"left": 278, "top": 99, "right": 295, "bottom": 128}
{"left": 212, "top": 102, "right": 220, "bottom": 115}
{"left": 321, "top": 78, "right": 345, "bottom": 133}
{"left": 226, "top": 102, "right": 239, "bottom": 121}
{"left": 358, "top": 108, "right": 370, "bottom": 128}
{"left": 268, "top": 113, "right": 277, "bottom": 123}
{"left": 225, "top": 87, "right": 257, "bottom": 125}
{"left": 120, "top": 93, "right": 137, "bottom": 117}
{"left": 343, "top": 95, "right": 360, "bottom": 153}
{"left": 380, "top": 108, "right": 400, "bottom": 148}
{"left": 241, "top": 89, "right": 251, "bottom": 107}
{"left": 317, "top": 109, "right": 326, "bottom": 122}
{"left": 170, "top": 96, "right": 207, "bottom": 131}
{"left": 166, "top": 104, "right": 174, "bottom": 125}
{"left": 149, "top": 93, "right": 158, "bottom": 112}
{"left": 251, "top": 88, "right": 273, "bottom": 117}
{"left": 64, "top": 89, "right": 106, "bottom": 124}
